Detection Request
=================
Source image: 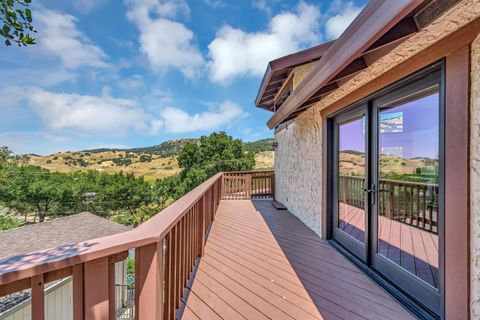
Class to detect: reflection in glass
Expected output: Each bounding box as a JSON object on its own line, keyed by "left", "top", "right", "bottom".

{"left": 338, "top": 116, "right": 366, "bottom": 244}
{"left": 377, "top": 92, "right": 439, "bottom": 288}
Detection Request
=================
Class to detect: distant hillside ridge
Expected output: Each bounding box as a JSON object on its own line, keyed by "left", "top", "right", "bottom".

{"left": 244, "top": 138, "right": 274, "bottom": 153}
{"left": 83, "top": 138, "right": 274, "bottom": 157}
{"left": 83, "top": 139, "right": 197, "bottom": 157}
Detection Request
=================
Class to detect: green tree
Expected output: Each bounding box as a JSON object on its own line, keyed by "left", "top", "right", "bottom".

{"left": 1, "top": 0, "right": 36, "bottom": 46}
{"left": 175, "top": 132, "right": 255, "bottom": 194}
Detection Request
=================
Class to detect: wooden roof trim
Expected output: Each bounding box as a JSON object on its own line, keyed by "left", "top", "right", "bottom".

{"left": 255, "top": 41, "right": 334, "bottom": 107}
{"left": 273, "top": 71, "right": 295, "bottom": 103}
{"left": 267, "top": 0, "right": 427, "bottom": 129}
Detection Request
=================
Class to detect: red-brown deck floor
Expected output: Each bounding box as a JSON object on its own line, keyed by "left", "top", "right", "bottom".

{"left": 179, "top": 200, "right": 416, "bottom": 320}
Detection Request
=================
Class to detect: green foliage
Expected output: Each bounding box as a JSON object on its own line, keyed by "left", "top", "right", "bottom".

{"left": 0, "top": 0, "right": 36, "bottom": 46}
{"left": 139, "top": 154, "right": 152, "bottom": 163}
{"left": 126, "top": 257, "right": 135, "bottom": 287}
{"left": 244, "top": 138, "right": 274, "bottom": 153}
{"left": 112, "top": 158, "right": 132, "bottom": 166}
{"left": 0, "top": 213, "right": 20, "bottom": 231}
{"left": 177, "top": 132, "right": 255, "bottom": 193}
{"left": 0, "top": 132, "right": 257, "bottom": 226}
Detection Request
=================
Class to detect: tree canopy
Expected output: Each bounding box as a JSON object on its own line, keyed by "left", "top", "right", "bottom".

{"left": 177, "top": 132, "right": 255, "bottom": 192}
{"left": 0, "top": 132, "right": 257, "bottom": 229}
{"left": 0, "top": 0, "right": 36, "bottom": 46}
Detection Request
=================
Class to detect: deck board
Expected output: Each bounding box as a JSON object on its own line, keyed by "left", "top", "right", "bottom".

{"left": 180, "top": 200, "right": 416, "bottom": 320}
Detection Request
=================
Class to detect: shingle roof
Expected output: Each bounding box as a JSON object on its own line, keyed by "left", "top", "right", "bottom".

{"left": 0, "top": 212, "right": 131, "bottom": 260}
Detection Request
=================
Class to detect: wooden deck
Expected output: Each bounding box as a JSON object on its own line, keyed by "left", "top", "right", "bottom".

{"left": 179, "top": 200, "right": 415, "bottom": 320}
{"left": 339, "top": 203, "right": 439, "bottom": 288}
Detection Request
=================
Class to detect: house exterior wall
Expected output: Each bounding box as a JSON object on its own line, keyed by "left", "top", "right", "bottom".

{"left": 470, "top": 32, "right": 480, "bottom": 319}
{"left": 274, "top": 107, "right": 323, "bottom": 236}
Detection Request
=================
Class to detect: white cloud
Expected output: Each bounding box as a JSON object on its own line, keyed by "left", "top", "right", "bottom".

{"left": 36, "top": 9, "right": 108, "bottom": 69}
{"left": 208, "top": 1, "right": 320, "bottom": 83}
{"left": 151, "top": 101, "right": 245, "bottom": 134}
{"left": 117, "top": 75, "right": 144, "bottom": 90}
{"left": 125, "top": 0, "right": 204, "bottom": 78}
{"left": 252, "top": 0, "right": 271, "bottom": 15}
{"left": 325, "top": 1, "right": 362, "bottom": 40}
{"left": 26, "top": 88, "right": 148, "bottom": 134}
{"left": 11, "top": 87, "right": 244, "bottom": 137}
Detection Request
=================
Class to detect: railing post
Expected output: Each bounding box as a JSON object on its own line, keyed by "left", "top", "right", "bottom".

{"left": 135, "top": 242, "right": 164, "bottom": 320}
{"left": 271, "top": 174, "right": 275, "bottom": 200}
{"left": 31, "top": 274, "right": 44, "bottom": 320}
{"left": 84, "top": 257, "right": 111, "bottom": 319}
{"left": 198, "top": 196, "right": 206, "bottom": 257}
{"left": 72, "top": 264, "right": 84, "bottom": 320}
{"left": 220, "top": 174, "right": 224, "bottom": 200}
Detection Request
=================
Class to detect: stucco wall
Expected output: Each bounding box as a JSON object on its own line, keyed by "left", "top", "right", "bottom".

{"left": 274, "top": 107, "right": 323, "bottom": 236}
{"left": 292, "top": 62, "right": 315, "bottom": 90}
{"left": 470, "top": 32, "right": 480, "bottom": 320}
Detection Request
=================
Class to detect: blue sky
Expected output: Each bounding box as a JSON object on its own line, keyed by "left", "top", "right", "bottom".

{"left": 0, "top": 0, "right": 366, "bottom": 155}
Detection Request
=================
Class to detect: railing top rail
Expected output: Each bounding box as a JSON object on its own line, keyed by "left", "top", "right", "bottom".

{"left": 0, "top": 172, "right": 223, "bottom": 285}
{"left": 224, "top": 170, "right": 273, "bottom": 174}
{"left": 340, "top": 175, "right": 438, "bottom": 188}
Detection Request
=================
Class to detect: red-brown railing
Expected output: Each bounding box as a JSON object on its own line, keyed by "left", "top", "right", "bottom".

{"left": 222, "top": 171, "right": 274, "bottom": 200}
{"left": 0, "top": 171, "right": 274, "bottom": 320}
{"left": 339, "top": 175, "right": 439, "bottom": 233}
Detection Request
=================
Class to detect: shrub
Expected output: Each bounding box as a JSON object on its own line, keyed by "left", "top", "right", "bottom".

{"left": 0, "top": 214, "right": 20, "bottom": 231}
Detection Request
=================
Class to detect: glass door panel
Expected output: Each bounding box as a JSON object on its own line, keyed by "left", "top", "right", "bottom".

{"left": 371, "top": 74, "right": 442, "bottom": 314}
{"left": 333, "top": 107, "right": 367, "bottom": 262}
{"left": 376, "top": 92, "right": 439, "bottom": 289}
{"left": 338, "top": 117, "right": 366, "bottom": 244}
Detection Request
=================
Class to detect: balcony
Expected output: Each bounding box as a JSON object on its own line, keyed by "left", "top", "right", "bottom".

{"left": 0, "top": 171, "right": 415, "bottom": 320}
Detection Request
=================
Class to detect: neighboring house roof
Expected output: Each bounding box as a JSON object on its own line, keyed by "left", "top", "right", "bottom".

{"left": 255, "top": 0, "right": 458, "bottom": 128}
{"left": 0, "top": 213, "right": 130, "bottom": 315}
{"left": 0, "top": 212, "right": 131, "bottom": 260}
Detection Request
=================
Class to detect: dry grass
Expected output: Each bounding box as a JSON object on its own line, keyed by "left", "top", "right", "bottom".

{"left": 28, "top": 150, "right": 275, "bottom": 181}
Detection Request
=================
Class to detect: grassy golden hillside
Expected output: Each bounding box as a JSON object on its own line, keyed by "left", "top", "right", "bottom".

{"left": 28, "top": 150, "right": 275, "bottom": 181}
{"left": 339, "top": 151, "right": 437, "bottom": 177}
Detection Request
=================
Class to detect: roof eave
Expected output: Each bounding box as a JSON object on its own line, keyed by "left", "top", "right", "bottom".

{"left": 267, "top": 0, "right": 428, "bottom": 129}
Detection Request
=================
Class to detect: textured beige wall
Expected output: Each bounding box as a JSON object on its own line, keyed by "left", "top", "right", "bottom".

{"left": 274, "top": 107, "right": 323, "bottom": 236}
{"left": 470, "top": 33, "right": 480, "bottom": 320}
{"left": 292, "top": 62, "right": 315, "bottom": 90}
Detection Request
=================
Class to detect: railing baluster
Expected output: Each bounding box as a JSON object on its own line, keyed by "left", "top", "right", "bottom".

{"left": 135, "top": 242, "right": 164, "bottom": 320}
{"left": 31, "top": 274, "right": 44, "bottom": 320}
{"left": 168, "top": 230, "right": 175, "bottom": 320}
{"left": 72, "top": 264, "right": 84, "bottom": 320}
{"left": 84, "top": 257, "right": 110, "bottom": 319}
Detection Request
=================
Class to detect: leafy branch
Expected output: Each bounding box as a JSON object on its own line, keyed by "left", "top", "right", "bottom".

{"left": 0, "top": 0, "right": 36, "bottom": 46}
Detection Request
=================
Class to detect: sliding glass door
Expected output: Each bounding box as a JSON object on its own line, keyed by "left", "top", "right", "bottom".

{"left": 330, "top": 65, "right": 443, "bottom": 316}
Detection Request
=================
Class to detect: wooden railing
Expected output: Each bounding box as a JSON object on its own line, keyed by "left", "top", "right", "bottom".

{"left": 222, "top": 171, "right": 274, "bottom": 200}
{"left": 339, "top": 175, "right": 439, "bottom": 233}
{"left": 0, "top": 171, "right": 274, "bottom": 320}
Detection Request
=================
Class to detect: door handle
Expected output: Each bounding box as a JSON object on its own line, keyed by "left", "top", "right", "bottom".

{"left": 364, "top": 185, "right": 376, "bottom": 205}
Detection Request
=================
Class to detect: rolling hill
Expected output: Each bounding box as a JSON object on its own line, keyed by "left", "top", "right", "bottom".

{"left": 27, "top": 138, "right": 274, "bottom": 181}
